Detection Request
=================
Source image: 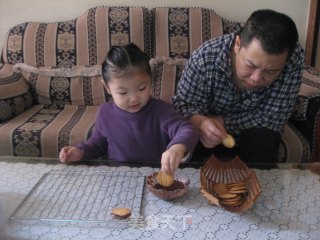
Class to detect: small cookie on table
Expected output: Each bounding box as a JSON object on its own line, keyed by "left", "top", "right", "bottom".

{"left": 111, "top": 207, "right": 131, "bottom": 220}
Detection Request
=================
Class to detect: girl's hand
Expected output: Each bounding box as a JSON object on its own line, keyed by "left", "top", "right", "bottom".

{"left": 161, "top": 144, "right": 187, "bottom": 174}
{"left": 59, "top": 146, "right": 84, "bottom": 163}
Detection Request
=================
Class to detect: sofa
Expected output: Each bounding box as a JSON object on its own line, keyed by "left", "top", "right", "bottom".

{"left": 0, "top": 6, "right": 320, "bottom": 163}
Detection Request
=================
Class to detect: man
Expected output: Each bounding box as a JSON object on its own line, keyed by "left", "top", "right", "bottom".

{"left": 172, "top": 9, "right": 304, "bottom": 163}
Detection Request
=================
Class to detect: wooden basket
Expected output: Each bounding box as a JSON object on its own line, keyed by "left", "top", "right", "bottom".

{"left": 200, "top": 155, "right": 261, "bottom": 213}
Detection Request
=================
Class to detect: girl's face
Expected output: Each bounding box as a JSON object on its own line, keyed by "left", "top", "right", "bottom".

{"left": 104, "top": 70, "right": 152, "bottom": 113}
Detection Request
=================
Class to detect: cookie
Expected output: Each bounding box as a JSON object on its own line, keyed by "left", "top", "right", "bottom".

{"left": 213, "top": 183, "right": 228, "bottom": 195}
{"left": 227, "top": 182, "right": 247, "bottom": 188}
{"left": 222, "top": 134, "right": 235, "bottom": 148}
{"left": 220, "top": 199, "right": 244, "bottom": 206}
{"left": 218, "top": 194, "right": 244, "bottom": 206}
{"left": 217, "top": 193, "right": 238, "bottom": 199}
{"left": 156, "top": 170, "right": 174, "bottom": 187}
{"left": 111, "top": 207, "right": 131, "bottom": 220}
{"left": 227, "top": 182, "right": 248, "bottom": 194}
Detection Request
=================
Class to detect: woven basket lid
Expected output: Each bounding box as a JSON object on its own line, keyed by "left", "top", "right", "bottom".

{"left": 200, "top": 155, "right": 261, "bottom": 212}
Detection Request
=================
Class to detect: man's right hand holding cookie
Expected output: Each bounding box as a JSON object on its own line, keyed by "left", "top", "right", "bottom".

{"left": 190, "top": 114, "right": 232, "bottom": 148}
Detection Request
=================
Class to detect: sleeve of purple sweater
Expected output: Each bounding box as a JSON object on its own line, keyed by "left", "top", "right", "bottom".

{"left": 159, "top": 102, "right": 199, "bottom": 159}
{"left": 76, "top": 107, "right": 107, "bottom": 160}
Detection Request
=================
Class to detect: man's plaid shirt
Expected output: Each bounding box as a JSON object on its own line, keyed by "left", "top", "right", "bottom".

{"left": 172, "top": 33, "right": 304, "bottom": 135}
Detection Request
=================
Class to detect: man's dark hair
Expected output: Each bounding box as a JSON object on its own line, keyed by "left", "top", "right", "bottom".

{"left": 239, "top": 9, "right": 298, "bottom": 58}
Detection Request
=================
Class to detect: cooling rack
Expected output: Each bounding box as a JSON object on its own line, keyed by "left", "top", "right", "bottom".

{"left": 10, "top": 169, "right": 145, "bottom": 224}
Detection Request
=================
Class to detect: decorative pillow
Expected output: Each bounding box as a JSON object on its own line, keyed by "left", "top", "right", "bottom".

{"left": 150, "top": 58, "right": 188, "bottom": 103}
{"left": 0, "top": 64, "right": 33, "bottom": 122}
{"left": 153, "top": 7, "right": 242, "bottom": 58}
{"left": 13, "top": 63, "right": 109, "bottom": 106}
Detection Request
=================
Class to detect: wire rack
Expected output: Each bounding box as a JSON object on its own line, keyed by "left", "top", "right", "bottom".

{"left": 10, "top": 169, "right": 145, "bottom": 224}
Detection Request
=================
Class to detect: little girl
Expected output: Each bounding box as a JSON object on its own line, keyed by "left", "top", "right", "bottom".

{"left": 59, "top": 43, "right": 198, "bottom": 174}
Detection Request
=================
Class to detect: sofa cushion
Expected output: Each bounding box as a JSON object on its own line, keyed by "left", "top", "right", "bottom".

{"left": 153, "top": 7, "right": 242, "bottom": 58}
{"left": 291, "top": 66, "right": 320, "bottom": 121}
{"left": 279, "top": 123, "right": 310, "bottom": 163}
{"left": 3, "top": 6, "right": 151, "bottom": 67}
{"left": 0, "top": 104, "right": 98, "bottom": 157}
{"left": 13, "top": 63, "right": 109, "bottom": 105}
{"left": 150, "top": 58, "right": 187, "bottom": 103}
{"left": 0, "top": 64, "right": 33, "bottom": 122}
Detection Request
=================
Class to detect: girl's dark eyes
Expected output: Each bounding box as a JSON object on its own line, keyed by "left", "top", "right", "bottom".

{"left": 139, "top": 87, "right": 146, "bottom": 91}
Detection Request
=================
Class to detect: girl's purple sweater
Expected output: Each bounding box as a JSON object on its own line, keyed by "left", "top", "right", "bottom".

{"left": 77, "top": 98, "right": 198, "bottom": 162}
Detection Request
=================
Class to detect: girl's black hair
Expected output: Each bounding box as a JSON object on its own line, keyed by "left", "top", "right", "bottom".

{"left": 101, "top": 43, "right": 151, "bottom": 82}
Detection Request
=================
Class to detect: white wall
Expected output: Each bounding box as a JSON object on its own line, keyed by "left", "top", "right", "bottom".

{"left": 0, "top": 0, "right": 310, "bottom": 50}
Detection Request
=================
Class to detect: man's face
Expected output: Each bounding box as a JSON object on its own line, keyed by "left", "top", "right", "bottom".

{"left": 233, "top": 36, "right": 288, "bottom": 90}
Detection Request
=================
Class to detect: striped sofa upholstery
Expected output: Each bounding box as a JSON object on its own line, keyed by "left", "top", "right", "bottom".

{"left": 153, "top": 7, "right": 241, "bottom": 59}
{"left": 3, "top": 6, "right": 151, "bottom": 67}
{"left": 0, "top": 6, "right": 319, "bottom": 163}
{"left": 0, "top": 6, "right": 149, "bottom": 158}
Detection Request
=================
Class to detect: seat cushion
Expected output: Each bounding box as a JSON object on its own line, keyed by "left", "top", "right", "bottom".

{"left": 279, "top": 123, "right": 310, "bottom": 163}
{"left": 0, "top": 64, "right": 33, "bottom": 122}
{"left": 0, "top": 104, "right": 99, "bottom": 158}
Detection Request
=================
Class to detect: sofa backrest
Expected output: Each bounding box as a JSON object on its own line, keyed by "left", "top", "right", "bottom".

{"left": 1, "top": 6, "right": 242, "bottom": 106}
{"left": 2, "top": 6, "right": 242, "bottom": 66}
{"left": 153, "top": 7, "right": 242, "bottom": 58}
{"left": 2, "top": 6, "right": 151, "bottom": 68}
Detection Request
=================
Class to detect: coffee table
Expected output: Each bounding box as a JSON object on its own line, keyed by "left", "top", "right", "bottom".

{"left": 0, "top": 157, "right": 319, "bottom": 240}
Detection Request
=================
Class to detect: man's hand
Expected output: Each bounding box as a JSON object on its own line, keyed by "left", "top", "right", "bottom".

{"left": 190, "top": 115, "right": 227, "bottom": 148}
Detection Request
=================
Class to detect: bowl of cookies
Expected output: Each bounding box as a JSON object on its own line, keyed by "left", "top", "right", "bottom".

{"left": 146, "top": 170, "right": 190, "bottom": 201}
{"left": 200, "top": 155, "right": 261, "bottom": 213}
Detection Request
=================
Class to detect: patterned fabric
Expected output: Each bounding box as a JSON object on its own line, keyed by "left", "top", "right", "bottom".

{"left": 14, "top": 63, "right": 109, "bottom": 105}
{"left": 150, "top": 58, "right": 187, "bottom": 103}
{"left": 291, "top": 65, "right": 320, "bottom": 162}
{"left": 2, "top": 6, "right": 151, "bottom": 67}
{"left": 153, "top": 7, "right": 242, "bottom": 58}
{"left": 0, "top": 64, "right": 33, "bottom": 122}
{"left": 0, "top": 104, "right": 98, "bottom": 157}
{"left": 291, "top": 95, "right": 309, "bottom": 121}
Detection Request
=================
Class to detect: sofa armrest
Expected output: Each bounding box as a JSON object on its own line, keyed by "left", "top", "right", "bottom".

{"left": 290, "top": 65, "right": 320, "bottom": 162}
{"left": 0, "top": 63, "right": 34, "bottom": 123}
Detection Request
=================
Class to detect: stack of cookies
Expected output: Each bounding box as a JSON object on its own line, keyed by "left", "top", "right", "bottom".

{"left": 213, "top": 182, "right": 248, "bottom": 207}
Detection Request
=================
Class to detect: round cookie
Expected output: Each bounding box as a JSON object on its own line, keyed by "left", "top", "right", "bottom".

{"left": 222, "top": 134, "right": 235, "bottom": 148}
{"left": 156, "top": 170, "right": 174, "bottom": 187}
{"left": 111, "top": 207, "right": 131, "bottom": 220}
{"left": 213, "top": 183, "right": 228, "bottom": 195}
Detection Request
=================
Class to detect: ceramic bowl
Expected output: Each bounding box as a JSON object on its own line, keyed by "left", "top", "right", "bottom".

{"left": 146, "top": 172, "right": 190, "bottom": 201}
